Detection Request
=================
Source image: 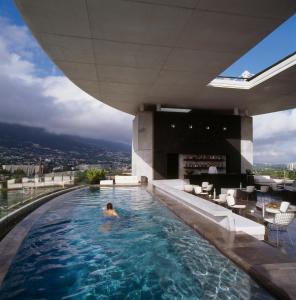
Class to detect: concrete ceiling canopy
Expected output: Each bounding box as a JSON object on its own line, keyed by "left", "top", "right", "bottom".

{"left": 15, "top": 0, "right": 296, "bottom": 115}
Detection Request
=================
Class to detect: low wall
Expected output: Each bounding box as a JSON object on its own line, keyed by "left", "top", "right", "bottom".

{"left": 152, "top": 179, "right": 265, "bottom": 240}
{"left": 0, "top": 186, "right": 83, "bottom": 240}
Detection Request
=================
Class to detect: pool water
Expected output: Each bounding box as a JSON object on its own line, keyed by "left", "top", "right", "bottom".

{"left": 0, "top": 187, "right": 273, "bottom": 299}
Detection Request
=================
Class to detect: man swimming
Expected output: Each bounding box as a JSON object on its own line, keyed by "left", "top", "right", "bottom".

{"left": 103, "top": 202, "right": 119, "bottom": 218}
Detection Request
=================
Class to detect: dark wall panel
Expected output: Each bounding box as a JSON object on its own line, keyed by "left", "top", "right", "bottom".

{"left": 153, "top": 111, "right": 242, "bottom": 179}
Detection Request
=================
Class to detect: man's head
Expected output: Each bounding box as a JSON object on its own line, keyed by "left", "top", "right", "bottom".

{"left": 106, "top": 203, "right": 113, "bottom": 210}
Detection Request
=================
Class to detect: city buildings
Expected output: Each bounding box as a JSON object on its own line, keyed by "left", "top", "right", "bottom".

{"left": 288, "top": 162, "right": 296, "bottom": 170}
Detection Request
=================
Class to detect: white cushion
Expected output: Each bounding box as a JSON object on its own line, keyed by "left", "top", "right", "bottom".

{"left": 264, "top": 217, "right": 274, "bottom": 223}
{"left": 266, "top": 208, "right": 280, "bottom": 214}
{"left": 280, "top": 201, "right": 290, "bottom": 213}
{"left": 194, "top": 186, "right": 202, "bottom": 194}
{"left": 219, "top": 194, "right": 227, "bottom": 201}
{"left": 202, "top": 182, "right": 209, "bottom": 188}
{"left": 206, "top": 184, "right": 213, "bottom": 191}
{"left": 227, "top": 189, "right": 235, "bottom": 196}
{"left": 231, "top": 205, "right": 246, "bottom": 209}
{"left": 184, "top": 184, "right": 194, "bottom": 192}
{"left": 115, "top": 176, "right": 138, "bottom": 184}
{"left": 214, "top": 198, "right": 226, "bottom": 203}
{"left": 226, "top": 195, "right": 235, "bottom": 206}
{"left": 100, "top": 180, "right": 113, "bottom": 185}
{"left": 246, "top": 186, "right": 255, "bottom": 193}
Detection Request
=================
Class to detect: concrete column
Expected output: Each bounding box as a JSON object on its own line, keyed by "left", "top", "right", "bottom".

{"left": 132, "top": 111, "right": 154, "bottom": 182}
{"left": 241, "top": 116, "right": 253, "bottom": 173}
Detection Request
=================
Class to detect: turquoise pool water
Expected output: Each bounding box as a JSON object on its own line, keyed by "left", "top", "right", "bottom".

{"left": 0, "top": 187, "right": 273, "bottom": 299}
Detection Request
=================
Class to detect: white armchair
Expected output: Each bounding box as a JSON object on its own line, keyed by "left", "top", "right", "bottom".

{"left": 205, "top": 184, "right": 213, "bottom": 193}
{"left": 243, "top": 185, "right": 255, "bottom": 203}
{"left": 184, "top": 184, "right": 194, "bottom": 193}
{"left": 213, "top": 193, "right": 227, "bottom": 204}
{"left": 193, "top": 185, "right": 202, "bottom": 194}
{"left": 264, "top": 212, "right": 294, "bottom": 247}
{"left": 226, "top": 195, "right": 246, "bottom": 211}
{"left": 201, "top": 182, "right": 209, "bottom": 191}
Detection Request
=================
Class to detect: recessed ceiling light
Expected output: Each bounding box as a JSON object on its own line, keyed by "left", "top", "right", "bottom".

{"left": 205, "top": 126, "right": 210, "bottom": 130}
{"left": 189, "top": 125, "right": 193, "bottom": 129}
{"left": 222, "top": 126, "right": 227, "bottom": 131}
{"left": 170, "top": 124, "right": 176, "bottom": 128}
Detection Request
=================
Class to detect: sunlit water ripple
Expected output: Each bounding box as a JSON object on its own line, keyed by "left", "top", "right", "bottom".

{"left": 0, "top": 187, "right": 273, "bottom": 300}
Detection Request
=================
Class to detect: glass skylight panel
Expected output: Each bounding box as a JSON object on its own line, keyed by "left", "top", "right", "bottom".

{"left": 209, "top": 14, "right": 296, "bottom": 89}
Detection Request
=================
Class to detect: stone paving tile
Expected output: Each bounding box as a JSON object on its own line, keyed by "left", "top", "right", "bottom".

{"left": 251, "top": 263, "right": 296, "bottom": 300}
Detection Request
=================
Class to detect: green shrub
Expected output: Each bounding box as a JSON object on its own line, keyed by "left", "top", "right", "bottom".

{"left": 85, "top": 168, "right": 106, "bottom": 184}
{"left": 74, "top": 171, "right": 88, "bottom": 184}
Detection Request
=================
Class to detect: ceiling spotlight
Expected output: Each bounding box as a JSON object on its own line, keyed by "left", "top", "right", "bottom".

{"left": 170, "top": 124, "right": 176, "bottom": 128}
{"left": 189, "top": 124, "right": 193, "bottom": 129}
{"left": 222, "top": 126, "right": 227, "bottom": 131}
{"left": 205, "top": 126, "right": 210, "bottom": 130}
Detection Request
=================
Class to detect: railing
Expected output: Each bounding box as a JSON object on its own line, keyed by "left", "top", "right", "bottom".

{"left": 0, "top": 186, "right": 64, "bottom": 219}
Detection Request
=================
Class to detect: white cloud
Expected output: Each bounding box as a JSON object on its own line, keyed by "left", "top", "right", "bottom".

{"left": 0, "top": 17, "right": 133, "bottom": 144}
{"left": 254, "top": 110, "right": 296, "bottom": 163}
{"left": 254, "top": 110, "right": 296, "bottom": 140}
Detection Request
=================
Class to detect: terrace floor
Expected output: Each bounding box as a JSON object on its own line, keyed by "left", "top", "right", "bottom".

{"left": 223, "top": 191, "right": 296, "bottom": 259}
{"left": 198, "top": 190, "right": 296, "bottom": 259}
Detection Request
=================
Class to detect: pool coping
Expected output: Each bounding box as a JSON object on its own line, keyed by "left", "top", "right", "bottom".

{"left": 0, "top": 186, "right": 85, "bottom": 287}
{"left": 149, "top": 185, "right": 296, "bottom": 300}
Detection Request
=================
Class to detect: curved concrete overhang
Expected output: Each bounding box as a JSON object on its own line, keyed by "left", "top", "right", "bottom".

{"left": 15, "top": 0, "right": 296, "bottom": 116}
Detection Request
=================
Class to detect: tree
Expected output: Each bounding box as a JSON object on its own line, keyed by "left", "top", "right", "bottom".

{"left": 85, "top": 168, "right": 106, "bottom": 184}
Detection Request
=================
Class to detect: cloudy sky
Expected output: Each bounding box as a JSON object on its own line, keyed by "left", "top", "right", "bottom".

{"left": 0, "top": 2, "right": 295, "bottom": 164}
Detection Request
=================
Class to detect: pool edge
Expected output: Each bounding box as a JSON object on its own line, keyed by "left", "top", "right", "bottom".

{"left": 0, "top": 186, "right": 85, "bottom": 287}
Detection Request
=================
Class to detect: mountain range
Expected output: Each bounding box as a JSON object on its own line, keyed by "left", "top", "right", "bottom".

{"left": 0, "top": 122, "right": 131, "bottom": 153}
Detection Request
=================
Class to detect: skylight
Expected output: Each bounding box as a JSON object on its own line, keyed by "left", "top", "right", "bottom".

{"left": 209, "top": 13, "right": 296, "bottom": 89}
{"left": 160, "top": 107, "right": 192, "bottom": 113}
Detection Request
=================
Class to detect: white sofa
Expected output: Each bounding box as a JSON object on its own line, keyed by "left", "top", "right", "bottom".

{"left": 115, "top": 176, "right": 139, "bottom": 185}
{"left": 7, "top": 179, "right": 23, "bottom": 190}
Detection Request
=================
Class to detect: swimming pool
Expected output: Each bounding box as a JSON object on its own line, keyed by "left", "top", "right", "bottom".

{"left": 0, "top": 187, "right": 273, "bottom": 299}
